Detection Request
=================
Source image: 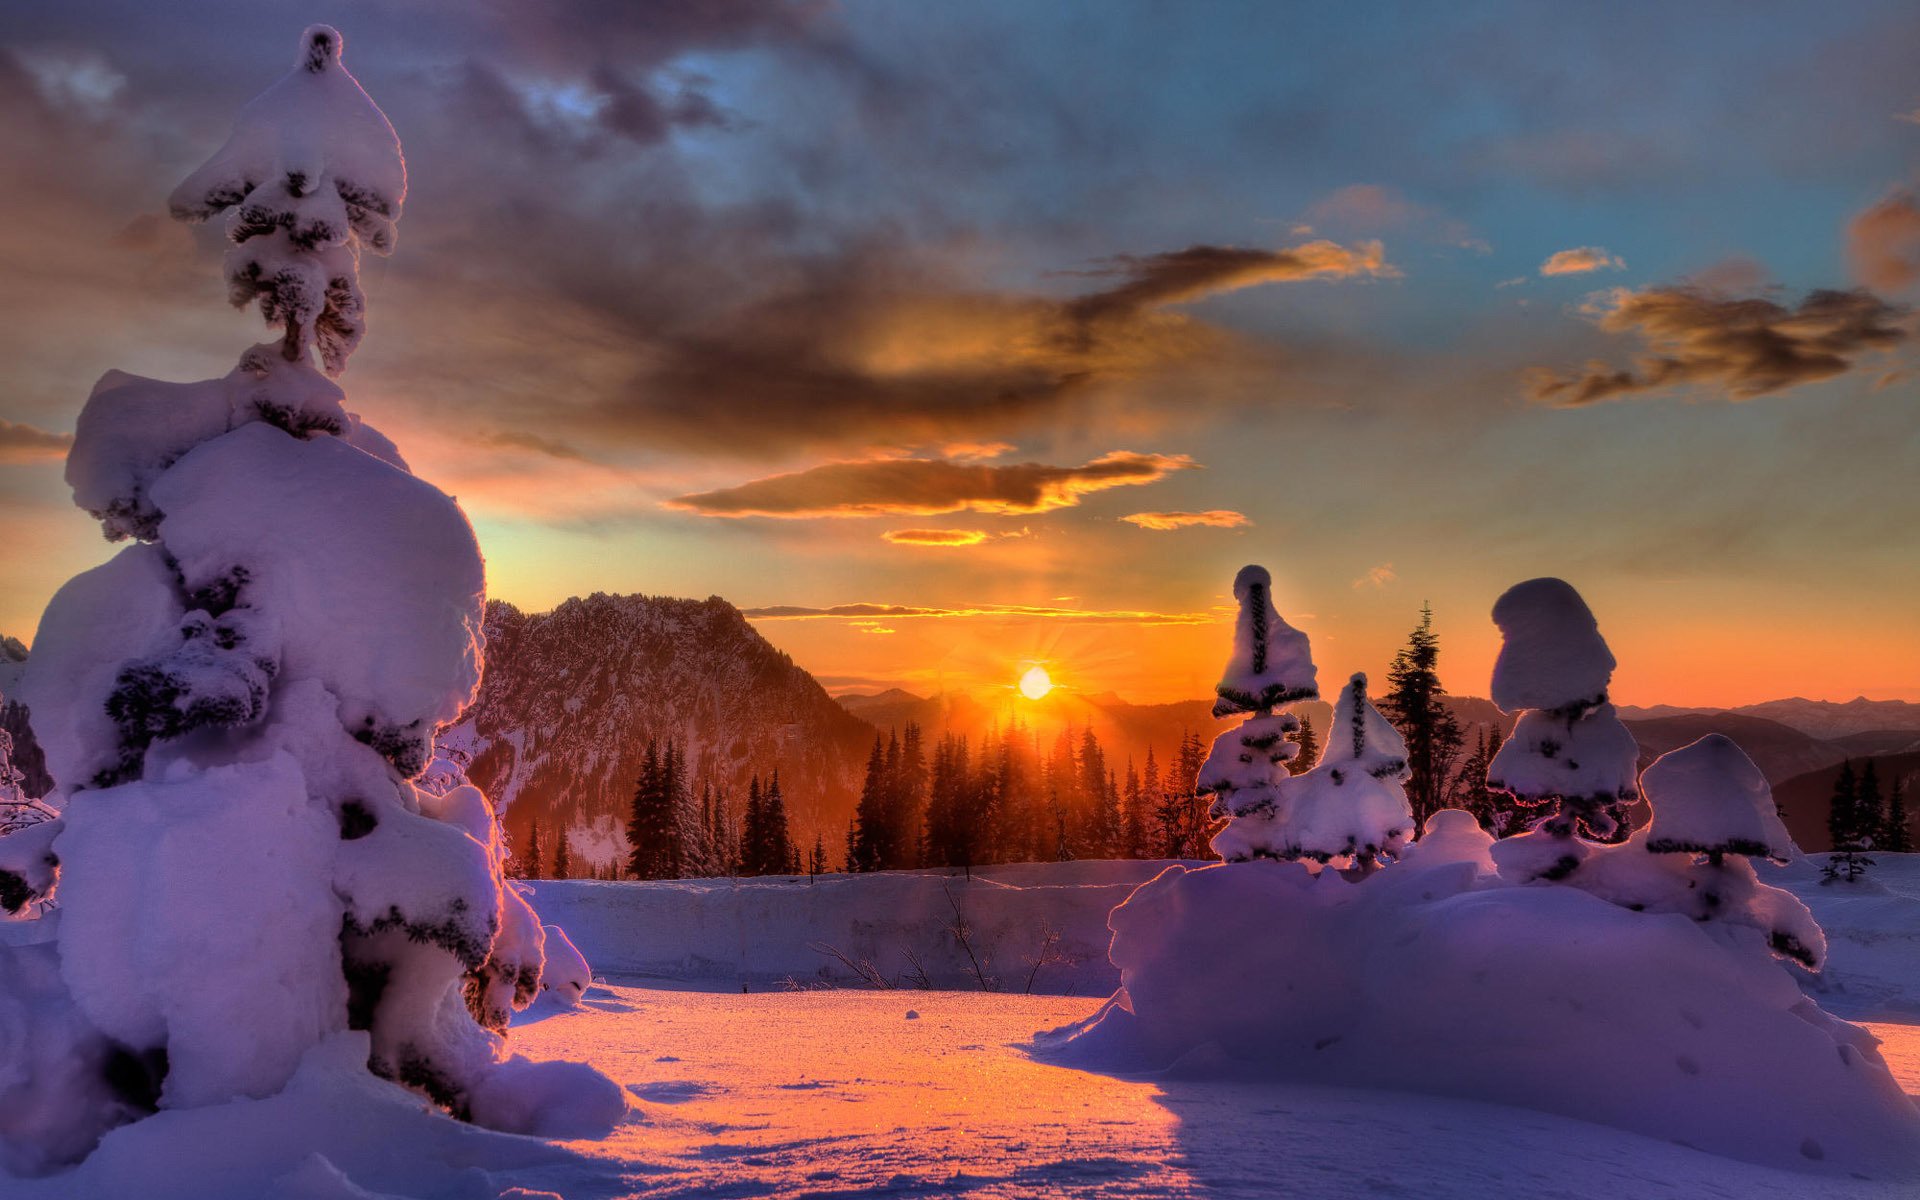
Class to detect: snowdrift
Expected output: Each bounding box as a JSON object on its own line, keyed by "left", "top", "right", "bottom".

{"left": 1039, "top": 849, "right": 1920, "bottom": 1175}
{"left": 528, "top": 861, "right": 1178, "bottom": 994}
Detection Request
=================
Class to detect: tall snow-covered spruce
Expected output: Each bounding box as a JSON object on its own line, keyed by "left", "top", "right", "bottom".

{"left": 0, "top": 27, "right": 620, "bottom": 1174}
{"left": 1483, "top": 577, "right": 1639, "bottom": 882}
{"left": 1200, "top": 566, "right": 1316, "bottom": 861}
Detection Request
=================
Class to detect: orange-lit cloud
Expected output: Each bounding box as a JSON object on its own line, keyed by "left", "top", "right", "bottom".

{"left": 1352, "top": 563, "right": 1398, "bottom": 589}
{"left": 0, "top": 419, "right": 72, "bottom": 464}
{"left": 882, "top": 528, "right": 989, "bottom": 546}
{"left": 1540, "top": 246, "right": 1625, "bottom": 276}
{"left": 667, "top": 451, "right": 1196, "bottom": 518}
{"left": 1847, "top": 188, "right": 1920, "bottom": 292}
{"left": 742, "top": 602, "right": 1214, "bottom": 625}
{"left": 1527, "top": 284, "right": 1909, "bottom": 406}
{"left": 1121, "top": 509, "right": 1249, "bottom": 530}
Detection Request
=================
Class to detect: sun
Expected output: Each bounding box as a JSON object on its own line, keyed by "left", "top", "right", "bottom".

{"left": 1018, "top": 664, "right": 1054, "bottom": 701}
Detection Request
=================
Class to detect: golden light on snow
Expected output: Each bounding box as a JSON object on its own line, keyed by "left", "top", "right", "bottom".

{"left": 1018, "top": 664, "right": 1054, "bottom": 700}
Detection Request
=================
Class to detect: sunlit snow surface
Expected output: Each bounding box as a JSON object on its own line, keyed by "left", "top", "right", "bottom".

{"left": 8, "top": 857, "right": 1920, "bottom": 1197}
{"left": 501, "top": 984, "right": 1920, "bottom": 1199}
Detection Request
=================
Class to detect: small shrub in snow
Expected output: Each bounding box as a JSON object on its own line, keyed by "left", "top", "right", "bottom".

{"left": 0, "top": 27, "right": 617, "bottom": 1175}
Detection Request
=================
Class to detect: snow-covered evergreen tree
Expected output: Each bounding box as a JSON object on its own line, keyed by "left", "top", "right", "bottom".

{"left": 1211, "top": 565, "right": 1316, "bottom": 718}
{"left": 1200, "top": 565, "right": 1318, "bottom": 862}
{"left": 0, "top": 30, "right": 620, "bottom": 1170}
{"left": 1268, "top": 673, "right": 1414, "bottom": 871}
{"left": 1483, "top": 578, "right": 1639, "bottom": 882}
{"left": 1588, "top": 734, "right": 1825, "bottom": 969}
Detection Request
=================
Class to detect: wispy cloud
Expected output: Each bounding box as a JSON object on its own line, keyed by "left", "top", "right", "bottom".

{"left": 1847, "top": 188, "right": 1920, "bottom": 292}
{"left": 667, "top": 451, "right": 1196, "bottom": 518}
{"left": 1526, "top": 284, "right": 1909, "bottom": 406}
{"left": 1301, "top": 184, "right": 1487, "bottom": 252}
{"left": 741, "top": 602, "right": 1215, "bottom": 625}
{"left": 0, "top": 419, "right": 72, "bottom": 464}
{"left": 882, "top": 528, "right": 989, "bottom": 546}
{"left": 1540, "top": 246, "right": 1625, "bottom": 276}
{"left": 1352, "top": 563, "right": 1397, "bottom": 589}
{"left": 1121, "top": 509, "right": 1249, "bottom": 531}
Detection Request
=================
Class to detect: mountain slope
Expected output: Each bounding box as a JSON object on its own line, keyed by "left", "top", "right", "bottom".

{"left": 1621, "top": 712, "right": 1850, "bottom": 786}
{"left": 1773, "top": 751, "right": 1920, "bottom": 853}
{"left": 455, "top": 594, "right": 876, "bottom": 860}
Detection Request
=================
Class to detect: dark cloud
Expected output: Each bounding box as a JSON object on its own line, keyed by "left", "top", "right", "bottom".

{"left": 0, "top": 419, "right": 72, "bottom": 464}
{"left": 667, "top": 451, "right": 1196, "bottom": 517}
{"left": 1527, "top": 285, "right": 1910, "bottom": 406}
{"left": 1848, "top": 188, "right": 1920, "bottom": 293}
{"left": 593, "top": 237, "right": 1390, "bottom": 456}
{"left": 1062, "top": 241, "right": 1392, "bottom": 325}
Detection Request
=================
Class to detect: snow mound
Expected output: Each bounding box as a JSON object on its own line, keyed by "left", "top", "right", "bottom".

{"left": 1042, "top": 855, "right": 1920, "bottom": 1174}
{"left": 1489, "top": 577, "right": 1615, "bottom": 714}
{"left": 537, "top": 925, "right": 590, "bottom": 1007}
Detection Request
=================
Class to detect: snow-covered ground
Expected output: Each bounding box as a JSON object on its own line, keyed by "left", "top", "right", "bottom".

{"left": 495, "top": 855, "right": 1920, "bottom": 1199}
{"left": 498, "top": 983, "right": 1920, "bottom": 1200}
{"left": 5, "top": 855, "right": 1918, "bottom": 1198}
{"left": 528, "top": 854, "right": 1920, "bottom": 1019}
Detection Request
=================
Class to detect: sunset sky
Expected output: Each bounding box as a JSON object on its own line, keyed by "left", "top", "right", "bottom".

{"left": 1, "top": 1, "right": 1916, "bottom": 707}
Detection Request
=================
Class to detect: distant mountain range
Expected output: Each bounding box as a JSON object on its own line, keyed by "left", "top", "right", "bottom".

{"left": 1616, "top": 697, "right": 1920, "bottom": 739}
{"left": 3, "top": 603, "right": 1916, "bottom": 858}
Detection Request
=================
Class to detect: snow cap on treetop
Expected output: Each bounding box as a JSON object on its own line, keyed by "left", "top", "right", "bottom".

{"left": 1644, "top": 734, "right": 1795, "bottom": 863}
{"left": 1489, "top": 577, "right": 1615, "bottom": 714}
{"left": 167, "top": 23, "right": 406, "bottom": 373}
{"left": 1213, "top": 564, "right": 1317, "bottom": 717}
{"left": 1325, "top": 673, "right": 1409, "bottom": 780}
{"left": 169, "top": 25, "right": 405, "bottom": 225}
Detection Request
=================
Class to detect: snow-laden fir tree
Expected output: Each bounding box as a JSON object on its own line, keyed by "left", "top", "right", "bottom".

{"left": 1200, "top": 566, "right": 1317, "bottom": 861}
{"left": 1483, "top": 578, "right": 1640, "bottom": 882}
{"left": 1266, "top": 673, "right": 1415, "bottom": 871}
{"left": 1574, "top": 733, "right": 1825, "bottom": 970}
{"left": 0, "top": 28, "right": 620, "bottom": 1173}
